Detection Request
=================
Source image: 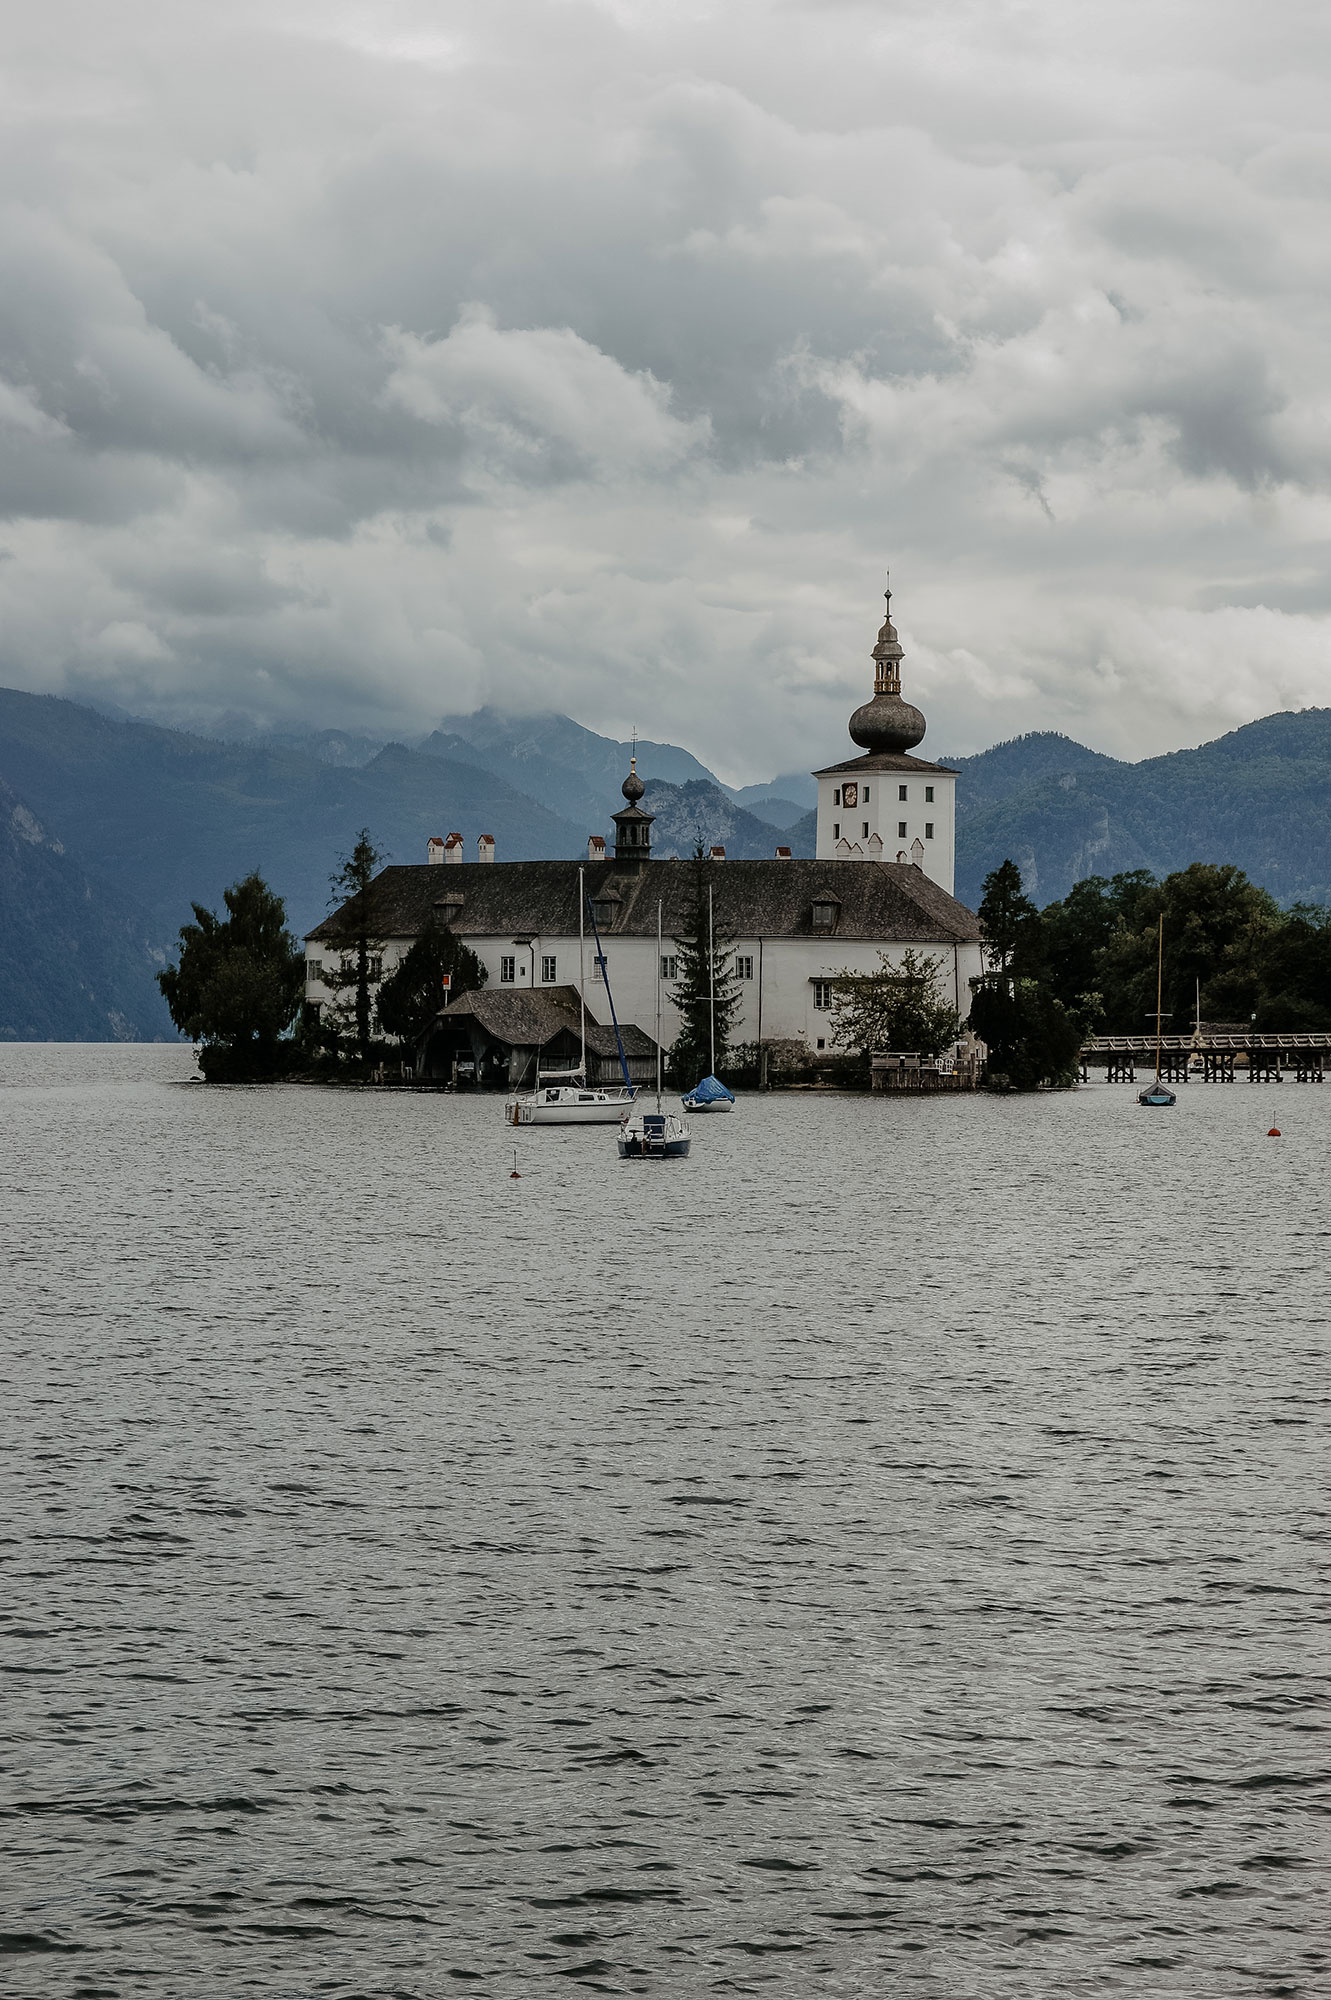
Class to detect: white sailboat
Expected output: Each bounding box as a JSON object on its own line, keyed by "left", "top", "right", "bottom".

{"left": 506, "top": 865, "right": 637, "bottom": 1126}
{"left": 619, "top": 901, "right": 691, "bottom": 1159}
{"left": 682, "top": 881, "right": 736, "bottom": 1113}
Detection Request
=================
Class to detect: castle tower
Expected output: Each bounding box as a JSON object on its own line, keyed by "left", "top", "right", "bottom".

{"left": 812, "top": 580, "right": 957, "bottom": 893}
{"left": 611, "top": 756, "right": 654, "bottom": 872}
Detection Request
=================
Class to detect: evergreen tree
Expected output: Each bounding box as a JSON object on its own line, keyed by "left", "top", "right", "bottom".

{"left": 157, "top": 873, "right": 304, "bottom": 1081}
{"left": 376, "top": 917, "right": 488, "bottom": 1046}
{"left": 977, "top": 858, "right": 1042, "bottom": 978}
{"left": 668, "top": 847, "right": 741, "bottom": 1082}
{"left": 829, "top": 948, "right": 961, "bottom": 1062}
{"left": 322, "top": 829, "right": 386, "bottom": 1073}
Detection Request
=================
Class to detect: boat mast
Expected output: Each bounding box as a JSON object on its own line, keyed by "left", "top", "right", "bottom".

{"left": 708, "top": 881, "right": 715, "bottom": 1076}
{"left": 656, "top": 899, "right": 663, "bottom": 1112}
{"left": 1155, "top": 914, "right": 1164, "bottom": 1081}
{"left": 578, "top": 863, "right": 586, "bottom": 1080}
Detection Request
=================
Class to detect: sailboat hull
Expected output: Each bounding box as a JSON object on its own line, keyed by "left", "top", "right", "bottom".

{"left": 509, "top": 1088, "right": 635, "bottom": 1126}
{"left": 618, "top": 1111, "right": 691, "bottom": 1158}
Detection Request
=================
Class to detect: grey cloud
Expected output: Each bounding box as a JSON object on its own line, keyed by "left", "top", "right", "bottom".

{"left": 4, "top": 0, "right": 1331, "bottom": 773}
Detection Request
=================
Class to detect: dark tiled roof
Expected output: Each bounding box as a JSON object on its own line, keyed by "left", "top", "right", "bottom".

{"left": 813, "top": 750, "right": 957, "bottom": 776}
{"left": 437, "top": 983, "right": 658, "bottom": 1055}
{"left": 308, "top": 857, "right": 980, "bottom": 945}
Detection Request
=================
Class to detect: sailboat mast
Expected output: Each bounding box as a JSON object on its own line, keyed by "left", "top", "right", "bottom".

{"left": 708, "top": 881, "right": 715, "bottom": 1076}
{"left": 656, "top": 899, "right": 663, "bottom": 1111}
{"left": 1155, "top": 913, "right": 1164, "bottom": 1081}
{"left": 578, "top": 864, "right": 586, "bottom": 1079}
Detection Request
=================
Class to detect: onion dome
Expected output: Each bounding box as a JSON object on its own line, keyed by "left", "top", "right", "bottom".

{"left": 621, "top": 756, "right": 645, "bottom": 803}
{"left": 848, "top": 582, "right": 926, "bottom": 754}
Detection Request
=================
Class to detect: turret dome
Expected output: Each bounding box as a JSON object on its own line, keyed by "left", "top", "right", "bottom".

{"left": 848, "top": 583, "right": 926, "bottom": 755}
{"left": 621, "top": 757, "right": 645, "bottom": 803}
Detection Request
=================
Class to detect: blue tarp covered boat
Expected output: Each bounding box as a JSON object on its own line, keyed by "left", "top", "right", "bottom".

{"left": 682, "top": 1074, "right": 736, "bottom": 1112}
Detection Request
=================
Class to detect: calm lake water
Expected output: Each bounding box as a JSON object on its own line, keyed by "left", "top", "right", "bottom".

{"left": 2, "top": 1046, "right": 1327, "bottom": 1998}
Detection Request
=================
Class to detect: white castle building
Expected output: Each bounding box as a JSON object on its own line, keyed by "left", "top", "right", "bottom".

{"left": 306, "top": 585, "right": 983, "bottom": 1077}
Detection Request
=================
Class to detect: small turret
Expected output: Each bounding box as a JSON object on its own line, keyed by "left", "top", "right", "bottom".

{"left": 611, "top": 754, "right": 654, "bottom": 871}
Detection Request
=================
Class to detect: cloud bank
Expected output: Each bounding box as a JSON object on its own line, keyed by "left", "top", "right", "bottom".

{"left": 4, "top": 0, "right": 1331, "bottom": 775}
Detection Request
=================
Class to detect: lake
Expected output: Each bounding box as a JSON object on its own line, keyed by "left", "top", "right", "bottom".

{"left": 2, "top": 1046, "right": 1326, "bottom": 1997}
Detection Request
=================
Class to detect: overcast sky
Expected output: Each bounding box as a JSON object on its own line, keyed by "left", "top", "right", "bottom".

{"left": 4, "top": 0, "right": 1331, "bottom": 778}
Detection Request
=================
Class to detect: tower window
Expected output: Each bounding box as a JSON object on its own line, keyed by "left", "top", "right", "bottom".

{"left": 862, "top": 822, "right": 869, "bottom": 838}
{"left": 898, "top": 821, "right": 907, "bottom": 839}
{"left": 833, "top": 788, "right": 841, "bottom": 805}
{"left": 863, "top": 786, "right": 870, "bottom": 802}
{"left": 925, "top": 823, "right": 934, "bottom": 839}
{"left": 500, "top": 955, "right": 516, "bottom": 983}
{"left": 832, "top": 822, "right": 840, "bottom": 840}
{"left": 925, "top": 785, "right": 934, "bottom": 802}
{"left": 541, "top": 955, "right": 557, "bottom": 982}
{"left": 899, "top": 784, "right": 908, "bottom": 801}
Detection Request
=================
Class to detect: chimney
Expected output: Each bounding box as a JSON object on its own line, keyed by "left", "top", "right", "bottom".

{"left": 709, "top": 845, "right": 726, "bottom": 862}
{"left": 427, "top": 836, "right": 446, "bottom": 865}
{"left": 587, "top": 834, "right": 607, "bottom": 862}
{"left": 477, "top": 834, "right": 495, "bottom": 864}
{"left": 444, "top": 832, "right": 464, "bottom": 864}
{"left": 774, "top": 845, "right": 791, "bottom": 860}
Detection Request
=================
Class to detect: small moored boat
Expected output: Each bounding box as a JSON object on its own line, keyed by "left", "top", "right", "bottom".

{"left": 618, "top": 1108, "right": 691, "bottom": 1159}
{"left": 1139, "top": 915, "right": 1177, "bottom": 1108}
{"left": 682, "top": 1073, "right": 734, "bottom": 1113}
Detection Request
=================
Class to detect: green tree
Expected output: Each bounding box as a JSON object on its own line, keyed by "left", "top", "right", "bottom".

{"left": 829, "top": 947, "right": 961, "bottom": 1063}
{"left": 376, "top": 917, "right": 488, "bottom": 1046}
{"left": 322, "top": 829, "right": 386, "bottom": 1073}
{"left": 157, "top": 872, "right": 304, "bottom": 1081}
{"left": 978, "top": 858, "right": 1043, "bottom": 978}
{"left": 968, "top": 977, "right": 1084, "bottom": 1090}
{"left": 669, "top": 846, "right": 741, "bottom": 1082}
{"left": 1095, "top": 863, "right": 1278, "bottom": 1034}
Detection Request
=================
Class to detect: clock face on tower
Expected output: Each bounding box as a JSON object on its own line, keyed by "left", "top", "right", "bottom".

{"left": 841, "top": 781, "right": 858, "bottom": 808}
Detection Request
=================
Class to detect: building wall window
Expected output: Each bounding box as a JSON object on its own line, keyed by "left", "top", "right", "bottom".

{"left": 500, "top": 955, "right": 516, "bottom": 983}
{"left": 735, "top": 955, "right": 754, "bottom": 981}
{"left": 306, "top": 960, "right": 321, "bottom": 986}
{"left": 925, "top": 823, "right": 934, "bottom": 839}
{"left": 833, "top": 787, "right": 841, "bottom": 805}
{"left": 899, "top": 784, "right": 908, "bottom": 801}
{"left": 367, "top": 957, "right": 383, "bottom": 981}
{"left": 897, "top": 821, "right": 908, "bottom": 838}
{"left": 660, "top": 955, "right": 678, "bottom": 980}
{"left": 925, "top": 784, "right": 934, "bottom": 802}
{"left": 813, "top": 981, "right": 833, "bottom": 1011}
{"left": 863, "top": 785, "right": 870, "bottom": 801}
{"left": 832, "top": 821, "right": 840, "bottom": 840}
{"left": 862, "top": 822, "right": 869, "bottom": 838}
{"left": 541, "top": 954, "right": 557, "bottom": 982}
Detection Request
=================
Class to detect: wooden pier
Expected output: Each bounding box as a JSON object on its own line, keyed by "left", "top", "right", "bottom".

{"left": 1081, "top": 1032, "right": 1331, "bottom": 1083}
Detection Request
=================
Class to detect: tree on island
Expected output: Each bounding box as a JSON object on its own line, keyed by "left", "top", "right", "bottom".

{"left": 376, "top": 917, "right": 488, "bottom": 1048}
{"left": 668, "top": 845, "right": 742, "bottom": 1083}
{"left": 829, "top": 948, "right": 961, "bottom": 1068}
{"left": 157, "top": 872, "right": 304, "bottom": 1081}
{"left": 320, "top": 829, "right": 386, "bottom": 1074}
{"left": 969, "top": 859, "right": 1083, "bottom": 1089}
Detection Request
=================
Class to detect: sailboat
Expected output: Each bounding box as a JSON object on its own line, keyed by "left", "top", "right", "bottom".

{"left": 506, "top": 866, "right": 637, "bottom": 1126}
{"left": 1138, "top": 913, "right": 1177, "bottom": 1106}
{"left": 682, "top": 881, "right": 736, "bottom": 1113}
{"left": 619, "top": 901, "right": 691, "bottom": 1158}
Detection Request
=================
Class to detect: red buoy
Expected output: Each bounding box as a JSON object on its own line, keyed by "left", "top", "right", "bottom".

{"left": 1268, "top": 1127, "right": 1281, "bottom": 1138}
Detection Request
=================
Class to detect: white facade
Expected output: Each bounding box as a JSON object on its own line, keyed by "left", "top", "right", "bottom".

{"left": 814, "top": 763, "right": 957, "bottom": 894}
{"left": 304, "top": 924, "right": 984, "bottom": 1053}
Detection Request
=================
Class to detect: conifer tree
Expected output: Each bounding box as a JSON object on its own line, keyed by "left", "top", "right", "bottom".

{"left": 322, "top": 829, "right": 386, "bottom": 1073}
{"left": 158, "top": 873, "right": 303, "bottom": 1081}
{"left": 668, "top": 846, "right": 741, "bottom": 1082}
{"left": 376, "top": 917, "right": 487, "bottom": 1047}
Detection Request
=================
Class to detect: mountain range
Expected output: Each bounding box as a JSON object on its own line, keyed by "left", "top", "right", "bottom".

{"left": 3, "top": 683, "right": 1331, "bottom": 1038}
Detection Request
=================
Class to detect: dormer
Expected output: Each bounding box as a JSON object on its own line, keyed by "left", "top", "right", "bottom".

{"left": 811, "top": 893, "right": 841, "bottom": 935}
